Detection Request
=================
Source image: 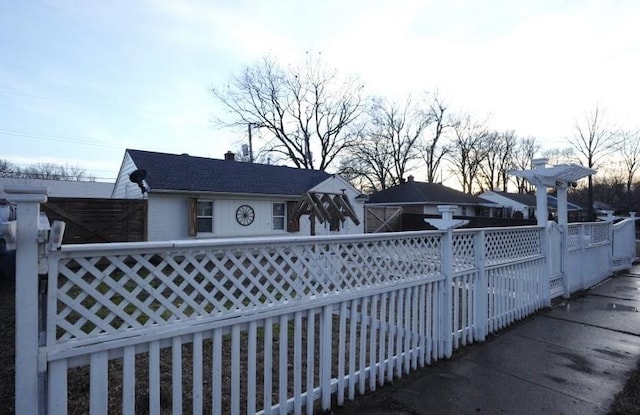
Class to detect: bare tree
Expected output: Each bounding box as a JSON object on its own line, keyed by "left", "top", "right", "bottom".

{"left": 0, "top": 159, "right": 95, "bottom": 181}
{"left": 422, "top": 93, "right": 452, "bottom": 183}
{"left": 212, "top": 54, "right": 366, "bottom": 170}
{"left": 541, "top": 147, "right": 578, "bottom": 165}
{"left": 511, "top": 136, "right": 540, "bottom": 193}
{"left": 449, "top": 115, "right": 490, "bottom": 193}
{"left": 0, "top": 159, "right": 17, "bottom": 178}
{"left": 568, "top": 104, "right": 618, "bottom": 219}
{"left": 618, "top": 128, "right": 640, "bottom": 210}
{"left": 337, "top": 143, "right": 389, "bottom": 193}
{"left": 479, "top": 130, "right": 517, "bottom": 192}
{"left": 342, "top": 96, "right": 431, "bottom": 191}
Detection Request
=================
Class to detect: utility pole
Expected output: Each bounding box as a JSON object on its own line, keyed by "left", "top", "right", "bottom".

{"left": 247, "top": 123, "right": 254, "bottom": 163}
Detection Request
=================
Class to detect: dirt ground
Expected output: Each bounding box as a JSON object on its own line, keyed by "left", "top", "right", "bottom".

{"left": 0, "top": 279, "right": 15, "bottom": 415}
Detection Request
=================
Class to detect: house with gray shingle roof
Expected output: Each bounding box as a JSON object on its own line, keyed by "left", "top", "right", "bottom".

{"left": 366, "top": 176, "right": 495, "bottom": 216}
{"left": 479, "top": 191, "right": 588, "bottom": 221}
{"left": 478, "top": 190, "right": 538, "bottom": 219}
{"left": 112, "top": 149, "right": 365, "bottom": 240}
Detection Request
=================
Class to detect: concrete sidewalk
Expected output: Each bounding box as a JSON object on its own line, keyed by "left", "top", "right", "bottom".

{"left": 334, "top": 269, "right": 640, "bottom": 415}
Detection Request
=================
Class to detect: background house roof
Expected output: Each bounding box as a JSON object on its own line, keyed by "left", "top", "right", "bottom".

{"left": 547, "top": 195, "right": 585, "bottom": 211}
{"left": 127, "top": 149, "right": 331, "bottom": 196}
{"left": 488, "top": 191, "right": 537, "bottom": 207}
{"left": 0, "top": 177, "right": 113, "bottom": 199}
{"left": 367, "top": 181, "right": 493, "bottom": 205}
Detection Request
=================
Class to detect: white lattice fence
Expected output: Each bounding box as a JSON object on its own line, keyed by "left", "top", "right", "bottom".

{"left": 29, "top": 224, "right": 569, "bottom": 415}
{"left": 13, "top": 187, "right": 640, "bottom": 414}
{"left": 48, "top": 233, "right": 443, "bottom": 344}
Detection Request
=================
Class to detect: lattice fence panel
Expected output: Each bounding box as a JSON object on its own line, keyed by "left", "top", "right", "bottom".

{"left": 451, "top": 232, "right": 476, "bottom": 272}
{"left": 484, "top": 228, "right": 542, "bottom": 266}
{"left": 588, "top": 223, "right": 610, "bottom": 246}
{"left": 54, "top": 234, "right": 442, "bottom": 342}
{"left": 567, "top": 225, "right": 581, "bottom": 250}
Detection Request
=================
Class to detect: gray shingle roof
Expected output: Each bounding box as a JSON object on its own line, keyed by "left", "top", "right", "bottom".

{"left": 492, "top": 191, "right": 537, "bottom": 206}
{"left": 367, "top": 181, "right": 492, "bottom": 205}
{"left": 127, "top": 149, "right": 331, "bottom": 196}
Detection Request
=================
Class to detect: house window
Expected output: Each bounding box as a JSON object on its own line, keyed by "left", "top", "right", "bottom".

{"left": 461, "top": 206, "right": 467, "bottom": 216}
{"left": 197, "top": 201, "right": 214, "bottom": 233}
{"left": 273, "top": 203, "right": 285, "bottom": 230}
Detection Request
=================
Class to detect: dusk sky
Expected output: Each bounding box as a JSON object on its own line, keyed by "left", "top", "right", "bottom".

{"left": 1, "top": 1, "right": 639, "bottom": 182}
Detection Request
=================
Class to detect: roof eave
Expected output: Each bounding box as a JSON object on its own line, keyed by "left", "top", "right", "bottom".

{"left": 148, "top": 188, "right": 302, "bottom": 199}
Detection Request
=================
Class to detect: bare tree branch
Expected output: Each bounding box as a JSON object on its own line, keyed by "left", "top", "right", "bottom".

{"left": 449, "top": 115, "right": 490, "bottom": 193}
{"left": 212, "top": 54, "right": 366, "bottom": 170}
{"left": 567, "top": 104, "right": 618, "bottom": 219}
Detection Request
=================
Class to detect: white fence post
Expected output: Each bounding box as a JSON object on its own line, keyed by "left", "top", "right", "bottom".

{"left": 474, "top": 230, "right": 487, "bottom": 341}
{"left": 441, "top": 230, "right": 453, "bottom": 358}
{"left": 542, "top": 226, "right": 551, "bottom": 307}
{"left": 6, "top": 186, "right": 48, "bottom": 415}
{"left": 561, "top": 223, "right": 571, "bottom": 298}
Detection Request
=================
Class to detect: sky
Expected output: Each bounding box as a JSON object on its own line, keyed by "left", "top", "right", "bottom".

{"left": 1, "top": 0, "right": 639, "bottom": 182}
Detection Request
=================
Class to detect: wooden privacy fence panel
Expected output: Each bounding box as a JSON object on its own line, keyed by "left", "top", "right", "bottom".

{"left": 42, "top": 197, "right": 147, "bottom": 243}
{"left": 365, "top": 206, "right": 403, "bottom": 233}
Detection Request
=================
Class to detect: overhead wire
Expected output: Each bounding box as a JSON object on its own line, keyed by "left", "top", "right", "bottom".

{"left": 0, "top": 128, "right": 120, "bottom": 148}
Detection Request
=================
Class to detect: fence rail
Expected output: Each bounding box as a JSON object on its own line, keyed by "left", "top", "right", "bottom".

{"left": 8, "top": 189, "right": 637, "bottom": 415}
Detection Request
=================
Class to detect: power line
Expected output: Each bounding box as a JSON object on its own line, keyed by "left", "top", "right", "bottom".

{"left": 0, "top": 89, "right": 175, "bottom": 116}
{"left": 0, "top": 128, "right": 120, "bottom": 148}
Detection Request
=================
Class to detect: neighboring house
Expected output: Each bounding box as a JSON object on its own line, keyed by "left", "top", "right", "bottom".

{"left": 0, "top": 177, "right": 114, "bottom": 199}
{"left": 479, "top": 191, "right": 537, "bottom": 220}
{"left": 547, "top": 195, "right": 587, "bottom": 222}
{"left": 479, "top": 191, "right": 589, "bottom": 222}
{"left": 112, "top": 149, "right": 365, "bottom": 240}
{"left": 366, "top": 176, "right": 495, "bottom": 217}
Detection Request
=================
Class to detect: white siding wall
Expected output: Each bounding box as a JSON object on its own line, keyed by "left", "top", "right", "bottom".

{"left": 423, "top": 205, "right": 477, "bottom": 216}
{"left": 210, "top": 198, "right": 290, "bottom": 238}
{"left": 112, "top": 153, "right": 146, "bottom": 199}
{"left": 147, "top": 195, "right": 297, "bottom": 241}
{"left": 147, "top": 195, "right": 190, "bottom": 241}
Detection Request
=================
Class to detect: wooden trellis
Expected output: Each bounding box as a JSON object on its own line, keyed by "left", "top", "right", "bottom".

{"left": 289, "top": 192, "right": 360, "bottom": 235}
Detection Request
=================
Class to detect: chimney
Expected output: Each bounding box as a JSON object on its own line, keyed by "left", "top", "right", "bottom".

{"left": 407, "top": 175, "right": 414, "bottom": 182}
{"left": 224, "top": 151, "right": 235, "bottom": 161}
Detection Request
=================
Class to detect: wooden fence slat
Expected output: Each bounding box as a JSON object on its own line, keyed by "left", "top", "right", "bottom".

{"left": 171, "top": 337, "right": 182, "bottom": 415}
{"left": 123, "top": 346, "right": 135, "bottom": 415}
{"left": 306, "top": 309, "right": 316, "bottom": 415}
{"left": 231, "top": 325, "right": 241, "bottom": 415}
{"left": 90, "top": 351, "right": 108, "bottom": 415}
{"left": 149, "top": 341, "right": 160, "bottom": 415}
{"left": 294, "top": 312, "right": 302, "bottom": 414}
{"left": 247, "top": 321, "right": 257, "bottom": 415}
{"left": 337, "top": 302, "right": 347, "bottom": 405}
{"left": 212, "top": 329, "right": 222, "bottom": 415}
{"left": 49, "top": 360, "right": 68, "bottom": 415}
{"left": 192, "top": 332, "right": 203, "bottom": 415}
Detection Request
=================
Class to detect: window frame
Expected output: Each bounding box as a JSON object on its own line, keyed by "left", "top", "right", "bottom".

{"left": 272, "top": 202, "right": 286, "bottom": 231}
{"left": 196, "top": 200, "right": 214, "bottom": 234}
